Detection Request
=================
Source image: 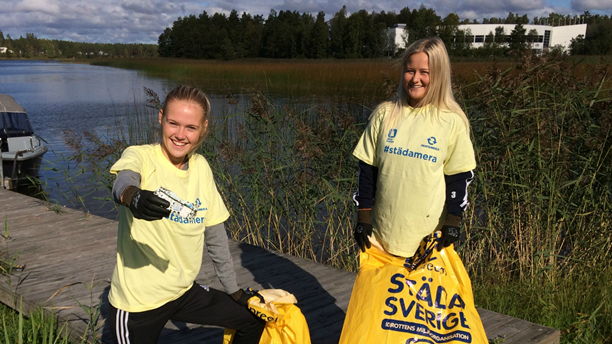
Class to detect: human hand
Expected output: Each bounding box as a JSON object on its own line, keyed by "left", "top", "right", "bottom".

{"left": 128, "top": 188, "right": 171, "bottom": 221}
{"left": 354, "top": 209, "right": 373, "bottom": 252}
{"left": 354, "top": 223, "right": 372, "bottom": 252}
{"left": 230, "top": 288, "right": 265, "bottom": 308}
{"left": 437, "top": 214, "right": 462, "bottom": 250}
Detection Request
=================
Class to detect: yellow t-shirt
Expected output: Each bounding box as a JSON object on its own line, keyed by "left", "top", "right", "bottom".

{"left": 108, "top": 144, "right": 230, "bottom": 312}
{"left": 353, "top": 102, "right": 476, "bottom": 257}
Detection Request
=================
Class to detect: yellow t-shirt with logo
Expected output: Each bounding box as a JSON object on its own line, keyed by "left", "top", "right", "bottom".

{"left": 108, "top": 144, "right": 230, "bottom": 312}
{"left": 353, "top": 102, "right": 476, "bottom": 257}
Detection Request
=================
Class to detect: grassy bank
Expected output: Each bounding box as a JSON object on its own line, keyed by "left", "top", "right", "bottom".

{"left": 55, "top": 52, "right": 612, "bottom": 343}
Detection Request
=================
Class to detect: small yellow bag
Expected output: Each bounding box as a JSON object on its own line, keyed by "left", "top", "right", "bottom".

{"left": 224, "top": 289, "right": 311, "bottom": 344}
{"left": 339, "top": 233, "right": 488, "bottom": 344}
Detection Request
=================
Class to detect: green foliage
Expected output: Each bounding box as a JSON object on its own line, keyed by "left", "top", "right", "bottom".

{"left": 200, "top": 90, "right": 363, "bottom": 269}
{"left": 0, "top": 32, "right": 157, "bottom": 59}
{"left": 0, "top": 301, "right": 73, "bottom": 344}
{"left": 509, "top": 23, "right": 527, "bottom": 52}
{"left": 458, "top": 51, "right": 612, "bottom": 342}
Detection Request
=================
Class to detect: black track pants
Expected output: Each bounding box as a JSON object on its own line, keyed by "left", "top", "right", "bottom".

{"left": 108, "top": 283, "right": 265, "bottom": 344}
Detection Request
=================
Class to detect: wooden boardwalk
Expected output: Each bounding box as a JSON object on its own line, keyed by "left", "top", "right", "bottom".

{"left": 0, "top": 188, "right": 559, "bottom": 344}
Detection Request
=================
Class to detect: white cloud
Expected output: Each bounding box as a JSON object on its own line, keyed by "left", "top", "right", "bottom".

{"left": 13, "top": 0, "right": 61, "bottom": 15}
{"left": 571, "top": 0, "right": 612, "bottom": 11}
{"left": 0, "top": 0, "right": 607, "bottom": 44}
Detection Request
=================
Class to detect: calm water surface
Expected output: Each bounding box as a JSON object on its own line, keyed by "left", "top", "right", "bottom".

{"left": 0, "top": 60, "right": 181, "bottom": 218}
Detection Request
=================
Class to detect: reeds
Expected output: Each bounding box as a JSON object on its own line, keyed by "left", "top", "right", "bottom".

{"left": 458, "top": 51, "right": 612, "bottom": 342}
{"left": 198, "top": 91, "right": 365, "bottom": 270}
{"left": 91, "top": 58, "right": 399, "bottom": 101}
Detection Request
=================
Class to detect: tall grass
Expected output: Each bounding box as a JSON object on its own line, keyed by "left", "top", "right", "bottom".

{"left": 56, "top": 52, "right": 612, "bottom": 342}
{"left": 458, "top": 51, "right": 612, "bottom": 343}
{"left": 91, "top": 58, "right": 398, "bottom": 100}
{"left": 0, "top": 302, "right": 73, "bottom": 344}
{"left": 199, "top": 92, "right": 365, "bottom": 270}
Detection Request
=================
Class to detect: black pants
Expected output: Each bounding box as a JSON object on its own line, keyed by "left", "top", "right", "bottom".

{"left": 108, "top": 283, "right": 265, "bottom": 344}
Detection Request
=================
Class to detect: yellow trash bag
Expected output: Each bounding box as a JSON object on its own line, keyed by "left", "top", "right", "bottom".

{"left": 339, "top": 232, "right": 488, "bottom": 344}
{"left": 224, "top": 289, "right": 311, "bottom": 344}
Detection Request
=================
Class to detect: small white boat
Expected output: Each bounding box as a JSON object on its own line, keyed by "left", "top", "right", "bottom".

{"left": 0, "top": 94, "right": 48, "bottom": 188}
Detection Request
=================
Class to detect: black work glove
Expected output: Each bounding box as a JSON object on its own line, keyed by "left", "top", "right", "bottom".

{"left": 437, "top": 214, "right": 462, "bottom": 251}
{"left": 354, "top": 209, "right": 373, "bottom": 252}
{"left": 123, "top": 186, "right": 171, "bottom": 221}
{"left": 230, "top": 288, "right": 265, "bottom": 308}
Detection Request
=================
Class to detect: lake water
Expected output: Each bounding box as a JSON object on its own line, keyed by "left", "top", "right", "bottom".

{"left": 0, "top": 60, "right": 184, "bottom": 218}
{"left": 0, "top": 60, "right": 375, "bottom": 219}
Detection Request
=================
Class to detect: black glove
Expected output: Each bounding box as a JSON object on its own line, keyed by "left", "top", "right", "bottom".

{"left": 437, "top": 214, "right": 462, "bottom": 251}
{"left": 230, "top": 288, "right": 265, "bottom": 308}
{"left": 354, "top": 209, "right": 373, "bottom": 252}
{"left": 123, "top": 186, "right": 171, "bottom": 221}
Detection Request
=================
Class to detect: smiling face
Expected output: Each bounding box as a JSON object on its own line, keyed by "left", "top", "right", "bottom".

{"left": 403, "top": 51, "right": 430, "bottom": 107}
{"left": 158, "top": 99, "right": 208, "bottom": 168}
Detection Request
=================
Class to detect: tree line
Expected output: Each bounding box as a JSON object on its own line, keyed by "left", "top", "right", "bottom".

{"left": 158, "top": 6, "right": 612, "bottom": 59}
{"left": 0, "top": 32, "right": 158, "bottom": 59}
{"left": 1, "top": 6, "right": 610, "bottom": 60}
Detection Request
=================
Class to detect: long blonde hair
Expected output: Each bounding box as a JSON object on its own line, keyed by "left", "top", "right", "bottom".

{"left": 383, "top": 37, "right": 470, "bottom": 132}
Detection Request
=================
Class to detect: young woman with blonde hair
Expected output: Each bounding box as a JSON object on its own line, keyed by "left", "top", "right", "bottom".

{"left": 352, "top": 36, "right": 476, "bottom": 257}
{"left": 107, "top": 85, "right": 264, "bottom": 344}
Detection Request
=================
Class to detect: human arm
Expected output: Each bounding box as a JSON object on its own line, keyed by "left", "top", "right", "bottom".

{"left": 112, "top": 170, "right": 141, "bottom": 204}
{"left": 204, "top": 223, "right": 264, "bottom": 306}
{"left": 112, "top": 170, "right": 170, "bottom": 221}
{"left": 204, "top": 222, "right": 239, "bottom": 295}
{"left": 352, "top": 160, "right": 379, "bottom": 252}
{"left": 438, "top": 170, "right": 474, "bottom": 250}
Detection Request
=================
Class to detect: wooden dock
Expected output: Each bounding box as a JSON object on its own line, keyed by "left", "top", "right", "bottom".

{"left": 0, "top": 188, "right": 559, "bottom": 344}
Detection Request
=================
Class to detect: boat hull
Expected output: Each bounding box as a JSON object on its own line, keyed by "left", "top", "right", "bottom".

{"left": 1, "top": 145, "right": 47, "bottom": 183}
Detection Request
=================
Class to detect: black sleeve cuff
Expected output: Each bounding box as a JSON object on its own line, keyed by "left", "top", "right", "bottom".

{"left": 354, "top": 160, "right": 378, "bottom": 209}
{"left": 445, "top": 170, "right": 474, "bottom": 218}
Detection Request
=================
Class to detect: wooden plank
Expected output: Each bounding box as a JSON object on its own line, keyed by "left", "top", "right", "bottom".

{"left": 504, "top": 324, "right": 560, "bottom": 344}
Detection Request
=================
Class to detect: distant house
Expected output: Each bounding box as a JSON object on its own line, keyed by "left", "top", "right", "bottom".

{"left": 387, "top": 24, "right": 407, "bottom": 54}
{"left": 388, "top": 23, "right": 587, "bottom": 54}
{"left": 0, "top": 47, "right": 12, "bottom": 54}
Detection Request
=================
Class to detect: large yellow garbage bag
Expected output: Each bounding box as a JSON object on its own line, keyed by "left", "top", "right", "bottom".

{"left": 224, "top": 289, "right": 311, "bottom": 344}
{"left": 339, "top": 233, "right": 488, "bottom": 344}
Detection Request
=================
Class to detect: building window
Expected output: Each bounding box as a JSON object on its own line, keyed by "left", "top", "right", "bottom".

{"left": 474, "top": 35, "right": 485, "bottom": 43}
{"left": 544, "top": 30, "right": 551, "bottom": 48}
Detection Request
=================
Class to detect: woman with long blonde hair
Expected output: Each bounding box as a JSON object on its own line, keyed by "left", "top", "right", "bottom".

{"left": 352, "top": 36, "right": 476, "bottom": 257}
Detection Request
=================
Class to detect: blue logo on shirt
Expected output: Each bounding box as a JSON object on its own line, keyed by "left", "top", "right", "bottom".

{"left": 195, "top": 198, "right": 207, "bottom": 211}
{"left": 421, "top": 136, "right": 440, "bottom": 151}
{"left": 386, "top": 129, "right": 397, "bottom": 143}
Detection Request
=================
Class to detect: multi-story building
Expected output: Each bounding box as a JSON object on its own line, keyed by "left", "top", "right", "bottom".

{"left": 388, "top": 23, "right": 587, "bottom": 54}
{"left": 457, "top": 23, "right": 587, "bottom": 54}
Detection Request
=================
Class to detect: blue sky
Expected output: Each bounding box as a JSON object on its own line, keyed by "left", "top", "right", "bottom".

{"left": 1, "top": 0, "right": 610, "bottom": 44}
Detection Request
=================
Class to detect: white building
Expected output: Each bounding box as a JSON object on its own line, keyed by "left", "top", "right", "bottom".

{"left": 388, "top": 23, "right": 587, "bottom": 54}
{"left": 387, "top": 24, "right": 407, "bottom": 53}
{"left": 457, "top": 23, "right": 587, "bottom": 53}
